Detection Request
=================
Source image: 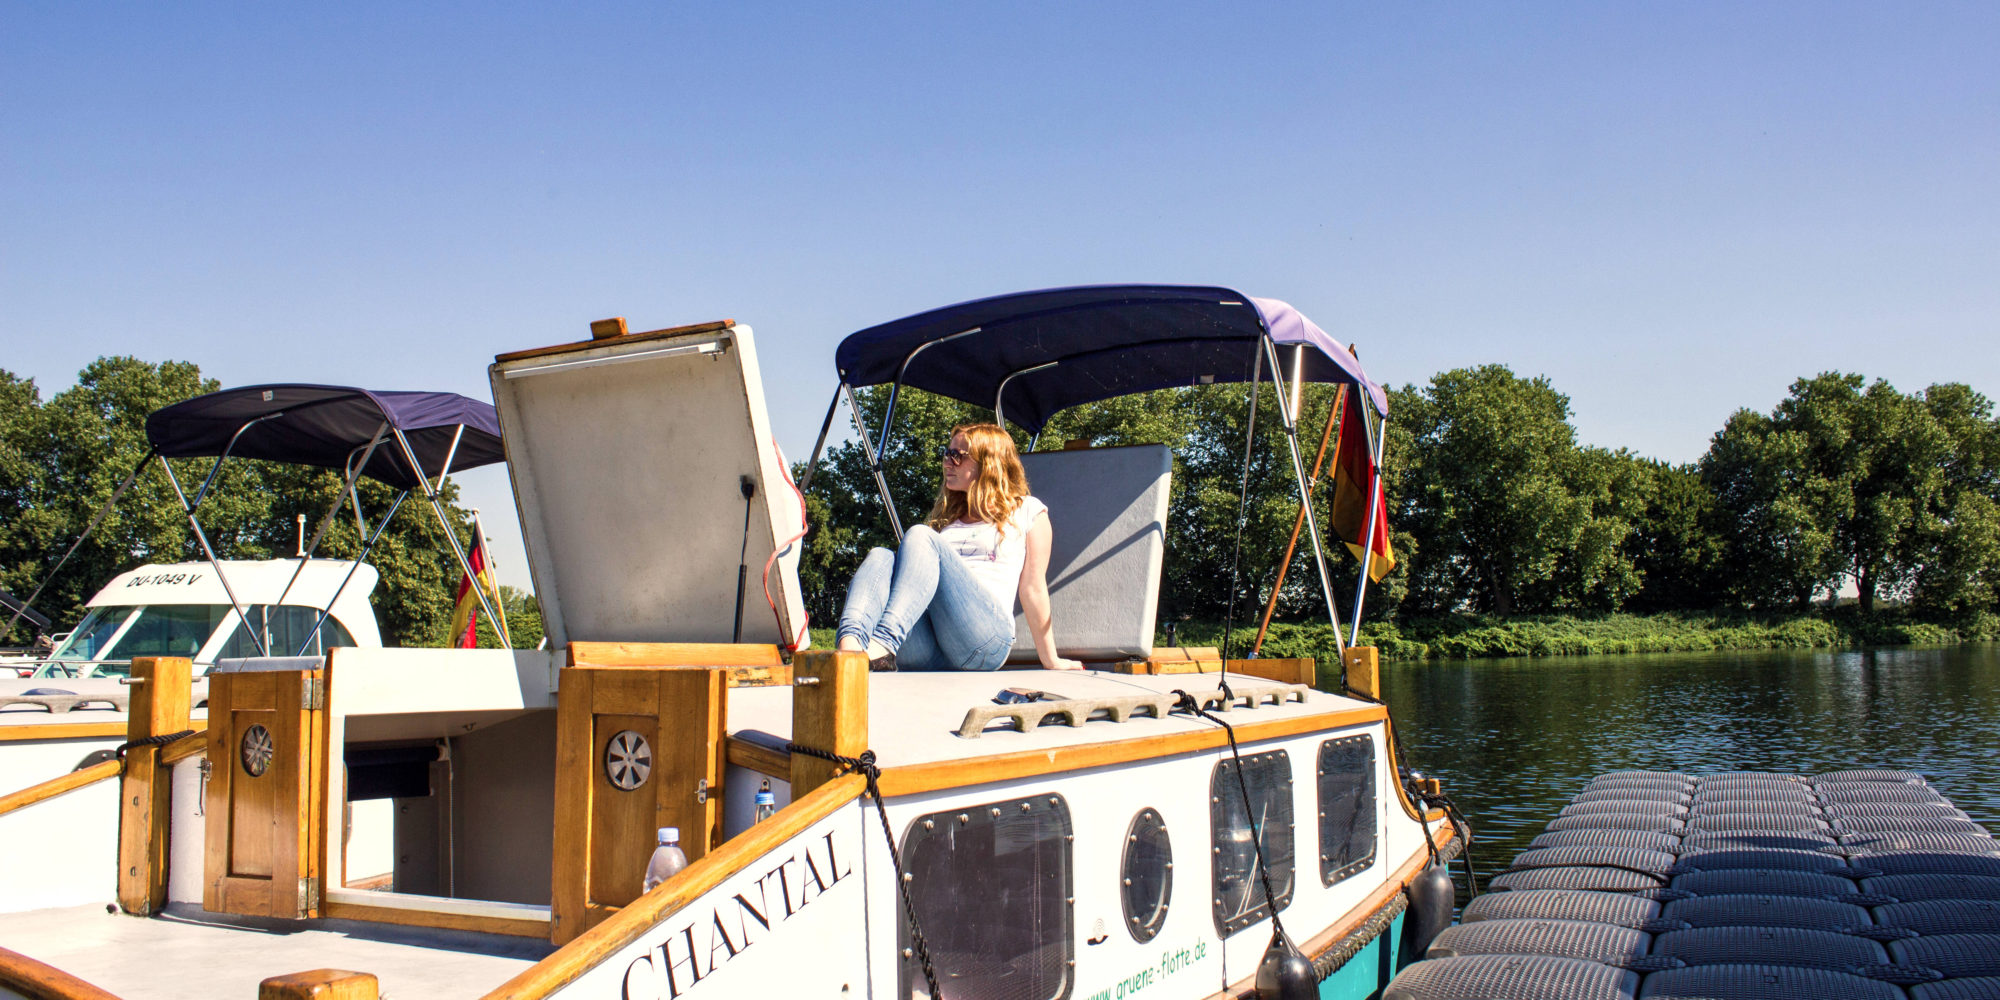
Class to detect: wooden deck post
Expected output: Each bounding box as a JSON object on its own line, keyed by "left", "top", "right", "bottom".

{"left": 258, "top": 969, "right": 378, "bottom": 999}
{"left": 118, "top": 655, "right": 191, "bottom": 915}
{"left": 790, "top": 650, "right": 868, "bottom": 797}
{"left": 550, "top": 663, "right": 729, "bottom": 945}
{"left": 1342, "top": 646, "right": 1381, "bottom": 701}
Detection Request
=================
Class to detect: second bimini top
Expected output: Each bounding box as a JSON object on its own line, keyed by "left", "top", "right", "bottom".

{"left": 831, "top": 283, "right": 1388, "bottom": 433}
{"left": 145, "top": 383, "right": 506, "bottom": 489}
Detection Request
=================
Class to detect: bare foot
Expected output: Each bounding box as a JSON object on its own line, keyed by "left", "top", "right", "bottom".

{"left": 837, "top": 635, "right": 864, "bottom": 652}
{"left": 865, "top": 640, "right": 893, "bottom": 661}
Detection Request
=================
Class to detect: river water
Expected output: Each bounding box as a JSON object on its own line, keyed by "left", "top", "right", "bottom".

{"left": 1382, "top": 642, "right": 2000, "bottom": 877}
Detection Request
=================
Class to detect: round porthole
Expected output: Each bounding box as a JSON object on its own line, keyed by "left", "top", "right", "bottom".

{"left": 240, "top": 724, "right": 274, "bottom": 777}
{"left": 1121, "top": 807, "right": 1173, "bottom": 943}
{"left": 604, "top": 730, "right": 652, "bottom": 791}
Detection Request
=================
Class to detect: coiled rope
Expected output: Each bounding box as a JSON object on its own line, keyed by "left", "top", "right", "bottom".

{"left": 785, "top": 742, "right": 942, "bottom": 999}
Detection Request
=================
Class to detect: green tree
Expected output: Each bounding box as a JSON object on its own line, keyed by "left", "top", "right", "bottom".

{"left": 1623, "top": 459, "right": 1729, "bottom": 612}
{"left": 0, "top": 357, "right": 485, "bottom": 648}
{"left": 1909, "top": 383, "right": 2000, "bottom": 616}
{"left": 1392, "top": 365, "right": 1628, "bottom": 615}
{"left": 1704, "top": 373, "right": 1973, "bottom": 613}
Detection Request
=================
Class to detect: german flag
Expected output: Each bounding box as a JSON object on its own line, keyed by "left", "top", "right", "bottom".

{"left": 1329, "top": 395, "right": 1395, "bottom": 582}
{"left": 449, "top": 519, "right": 505, "bottom": 648}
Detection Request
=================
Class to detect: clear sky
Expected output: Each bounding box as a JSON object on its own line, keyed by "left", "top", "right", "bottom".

{"left": 6, "top": 3, "right": 1996, "bottom": 589}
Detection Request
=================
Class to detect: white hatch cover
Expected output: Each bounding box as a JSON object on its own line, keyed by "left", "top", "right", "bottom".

{"left": 489, "top": 320, "right": 808, "bottom": 650}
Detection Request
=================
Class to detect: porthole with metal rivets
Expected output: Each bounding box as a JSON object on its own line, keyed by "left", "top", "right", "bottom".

{"left": 898, "top": 793, "right": 1073, "bottom": 997}
{"left": 1318, "top": 734, "right": 1378, "bottom": 885}
{"left": 604, "top": 730, "right": 652, "bottom": 791}
{"left": 1121, "top": 807, "right": 1173, "bottom": 943}
{"left": 240, "top": 724, "right": 274, "bottom": 777}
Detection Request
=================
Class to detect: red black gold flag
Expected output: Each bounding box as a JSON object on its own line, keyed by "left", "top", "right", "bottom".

{"left": 1330, "top": 398, "right": 1395, "bottom": 582}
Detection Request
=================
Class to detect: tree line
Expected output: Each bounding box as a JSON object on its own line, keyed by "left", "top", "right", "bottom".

{"left": 0, "top": 357, "right": 508, "bottom": 647}
{"left": 7, "top": 356, "right": 1993, "bottom": 649}
{"left": 798, "top": 367, "right": 2000, "bottom": 629}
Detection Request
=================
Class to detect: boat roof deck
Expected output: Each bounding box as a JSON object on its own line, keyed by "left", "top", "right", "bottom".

{"left": 728, "top": 667, "right": 1377, "bottom": 768}
{"left": 0, "top": 903, "right": 553, "bottom": 1000}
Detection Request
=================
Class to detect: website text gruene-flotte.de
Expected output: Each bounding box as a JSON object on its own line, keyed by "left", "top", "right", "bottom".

{"left": 621, "top": 829, "right": 854, "bottom": 1000}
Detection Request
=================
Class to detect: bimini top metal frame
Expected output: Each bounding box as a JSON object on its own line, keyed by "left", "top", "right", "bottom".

{"left": 804, "top": 283, "right": 1392, "bottom": 653}
{"left": 2, "top": 385, "right": 508, "bottom": 656}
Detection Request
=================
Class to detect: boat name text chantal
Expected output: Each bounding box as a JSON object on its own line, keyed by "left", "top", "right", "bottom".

{"left": 621, "top": 829, "right": 854, "bottom": 1000}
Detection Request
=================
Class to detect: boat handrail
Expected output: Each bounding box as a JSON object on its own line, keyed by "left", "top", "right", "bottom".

{"left": 0, "top": 946, "right": 124, "bottom": 1000}
{"left": 480, "top": 773, "right": 868, "bottom": 1000}
{"left": 0, "top": 759, "right": 120, "bottom": 818}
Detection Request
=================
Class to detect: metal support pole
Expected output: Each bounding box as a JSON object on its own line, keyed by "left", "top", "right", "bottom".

{"left": 1261, "top": 336, "right": 1345, "bottom": 655}
{"left": 2, "top": 450, "right": 154, "bottom": 642}
{"left": 390, "top": 427, "right": 504, "bottom": 642}
{"left": 797, "top": 388, "right": 843, "bottom": 493}
{"left": 158, "top": 457, "right": 267, "bottom": 657}
{"left": 843, "top": 382, "right": 904, "bottom": 541}
{"left": 434, "top": 426, "right": 465, "bottom": 494}
{"left": 1349, "top": 405, "right": 1389, "bottom": 649}
{"left": 275, "top": 423, "right": 390, "bottom": 610}
{"left": 471, "top": 508, "right": 510, "bottom": 648}
{"left": 191, "top": 414, "right": 283, "bottom": 512}
{"left": 296, "top": 490, "right": 409, "bottom": 656}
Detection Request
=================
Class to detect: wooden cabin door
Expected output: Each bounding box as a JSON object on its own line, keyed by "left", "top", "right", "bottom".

{"left": 203, "top": 668, "right": 326, "bottom": 919}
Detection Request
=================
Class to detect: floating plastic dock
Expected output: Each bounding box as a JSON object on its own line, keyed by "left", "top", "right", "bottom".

{"left": 1384, "top": 770, "right": 2000, "bottom": 1000}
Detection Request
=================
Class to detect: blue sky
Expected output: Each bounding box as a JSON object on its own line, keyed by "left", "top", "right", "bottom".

{"left": 6, "top": 3, "right": 1996, "bottom": 588}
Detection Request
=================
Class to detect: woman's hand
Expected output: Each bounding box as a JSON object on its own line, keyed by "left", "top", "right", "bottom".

{"left": 1020, "top": 512, "right": 1082, "bottom": 672}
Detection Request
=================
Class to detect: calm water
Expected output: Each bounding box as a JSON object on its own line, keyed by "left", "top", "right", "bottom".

{"left": 1383, "top": 643, "right": 2000, "bottom": 876}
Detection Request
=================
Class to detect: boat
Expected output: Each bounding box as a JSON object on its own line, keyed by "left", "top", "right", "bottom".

{"left": 0, "top": 385, "right": 507, "bottom": 811}
{"left": 0, "top": 557, "right": 382, "bottom": 787}
{"left": 0, "top": 289, "right": 1461, "bottom": 1000}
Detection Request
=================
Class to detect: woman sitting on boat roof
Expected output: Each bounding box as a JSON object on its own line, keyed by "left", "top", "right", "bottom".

{"left": 836, "top": 423, "right": 1084, "bottom": 672}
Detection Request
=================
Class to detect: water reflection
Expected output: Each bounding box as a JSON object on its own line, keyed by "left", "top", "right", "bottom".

{"left": 1383, "top": 643, "right": 2000, "bottom": 875}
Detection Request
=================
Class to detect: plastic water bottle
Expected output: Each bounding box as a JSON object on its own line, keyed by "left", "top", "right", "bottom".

{"left": 643, "top": 827, "right": 687, "bottom": 893}
{"left": 753, "top": 780, "right": 777, "bottom": 824}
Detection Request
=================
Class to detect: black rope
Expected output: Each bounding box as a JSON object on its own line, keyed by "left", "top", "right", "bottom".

{"left": 1171, "top": 689, "right": 1289, "bottom": 941}
{"left": 1387, "top": 719, "right": 1481, "bottom": 896}
{"left": 787, "top": 742, "right": 943, "bottom": 999}
{"left": 115, "top": 729, "right": 197, "bottom": 767}
{"left": 1218, "top": 353, "right": 1263, "bottom": 669}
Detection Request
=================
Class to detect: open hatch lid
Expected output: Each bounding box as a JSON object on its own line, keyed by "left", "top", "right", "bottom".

{"left": 832, "top": 283, "right": 1388, "bottom": 432}
{"left": 489, "top": 321, "right": 808, "bottom": 649}
{"left": 146, "top": 384, "right": 505, "bottom": 490}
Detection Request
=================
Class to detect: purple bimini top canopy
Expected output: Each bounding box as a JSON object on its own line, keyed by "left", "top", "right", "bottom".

{"left": 832, "top": 284, "right": 1387, "bottom": 433}
{"left": 146, "top": 384, "right": 505, "bottom": 490}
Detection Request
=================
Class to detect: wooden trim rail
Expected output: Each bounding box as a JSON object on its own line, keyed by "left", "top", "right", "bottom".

{"left": 481, "top": 774, "right": 866, "bottom": 1000}
{"left": 0, "top": 721, "right": 126, "bottom": 743}
{"left": 0, "top": 760, "right": 120, "bottom": 818}
{"left": 875, "top": 703, "right": 1389, "bottom": 797}
{"left": 162, "top": 731, "right": 208, "bottom": 765}
{"left": 0, "top": 946, "right": 124, "bottom": 1000}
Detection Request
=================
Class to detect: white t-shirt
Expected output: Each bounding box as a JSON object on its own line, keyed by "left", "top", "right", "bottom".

{"left": 938, "top": 495, "right": 1049, "bottom": 612}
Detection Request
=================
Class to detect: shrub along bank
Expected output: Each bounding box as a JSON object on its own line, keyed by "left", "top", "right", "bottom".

{"left": 809, "top": 609, "right": 1997, "bottom": 665}
{"left": 1174, "top": 609, "right": 2000, "bottom": 663}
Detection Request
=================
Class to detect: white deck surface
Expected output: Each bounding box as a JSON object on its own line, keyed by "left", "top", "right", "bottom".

{"left": 728, "top": 667, "right": 1370, "bottom": 766}
{"left": 0, "top": 903, "right": 555, "bottom": 999}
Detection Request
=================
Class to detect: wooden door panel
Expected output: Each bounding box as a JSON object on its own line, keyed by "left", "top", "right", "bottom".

{"left": 203, "top": 669, "right": 323, "bottom": 919}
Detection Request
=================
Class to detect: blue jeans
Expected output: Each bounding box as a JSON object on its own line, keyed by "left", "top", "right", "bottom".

{"left": 836, "top": 525, "right": 1013, "bottom": 671}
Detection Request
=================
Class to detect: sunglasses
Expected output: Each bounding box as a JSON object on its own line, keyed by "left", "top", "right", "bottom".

{"left": 939, "top": 447, "right": 971, "bottom": 466}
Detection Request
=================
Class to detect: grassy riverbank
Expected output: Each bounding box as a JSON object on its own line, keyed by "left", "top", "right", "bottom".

{"left": 1175, "top": 609, "right": 2000, "bottom": 662}
{"left": 810, "top": 608, "right": 1999, "bottom": 664}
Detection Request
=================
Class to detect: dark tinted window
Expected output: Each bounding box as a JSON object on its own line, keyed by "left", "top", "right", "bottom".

{"left": 901, "top": 794, "right": 1073, "bottom": 1000}
{"left": 1120, "top": 807, "right": 1173, "bottom": 943}
{"left": 1210, "top": 749, "right": 1295, "bottom": 936}
{"left": 218, "top": 606, "right": 350, "bottom": 659}
{"left": 1318, "top": 735, "right": 1377, "bottom": 885}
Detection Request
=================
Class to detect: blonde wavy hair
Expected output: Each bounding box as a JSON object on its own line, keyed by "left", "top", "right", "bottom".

{"left": 926, "top": 423, "right": 1030, "bottom": 535}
